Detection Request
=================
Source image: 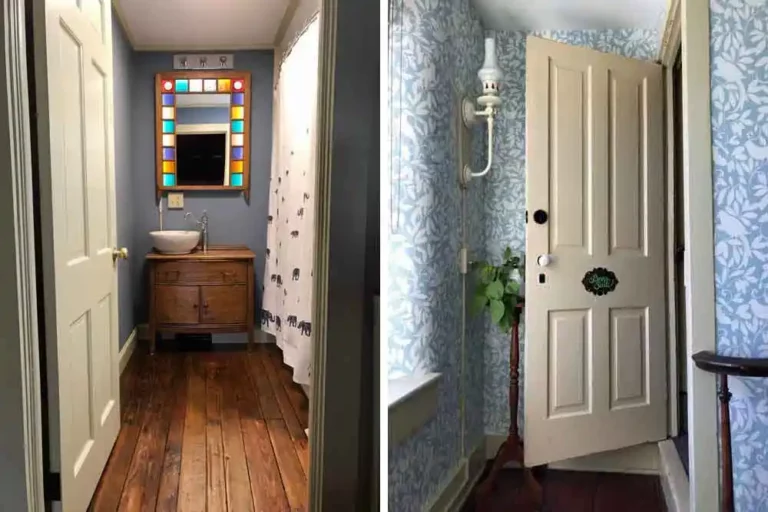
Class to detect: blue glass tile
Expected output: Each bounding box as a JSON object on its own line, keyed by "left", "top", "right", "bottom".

{"left": 175, "top": 79, "right": 188, "bottom": 93}
{"left": 230, "top": 173, "right": 243, "bottom": 186}
{"left": 231, "top": 120, "right": 244, "bottom": 133}
{"left": 161, "top": 93, "right": 174, "bottom": 106}
{"left": 162, "top": 120, "right": 175, "bottom": 133}
{"left": 162, "top": 147, "right": 175, "bottom": 160}
{"left": 232, "top": 92, "right": 245, "bottom": 105}
{"left": 232, "top": 147, "right": 244, "bottom": 160}
{"left": 163, "top": 174, "right": 176, "bottom": 186}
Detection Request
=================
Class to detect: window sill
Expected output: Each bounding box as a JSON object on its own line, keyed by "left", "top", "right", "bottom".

{"left": 388, "top": 373, "right": 441, "bottom": 446}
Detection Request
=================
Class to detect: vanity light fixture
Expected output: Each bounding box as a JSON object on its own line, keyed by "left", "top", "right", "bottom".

{"left": 461, "top": 35, "right": 503, "bottom": 185}
{"left": 173, "top": 54, "right": 234, "bottom": 70}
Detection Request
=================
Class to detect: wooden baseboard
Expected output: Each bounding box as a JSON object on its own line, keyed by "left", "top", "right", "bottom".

{"left": 119, "top": 328, "right": 138, "bottom": 376}
{"left": 484, "top": 436, "right": 660, "bottom": 475}
{"left": 658, "top": 439, "right": 689, "bottom": 512}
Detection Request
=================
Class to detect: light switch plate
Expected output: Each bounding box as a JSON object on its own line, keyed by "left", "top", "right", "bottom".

{"left": 167, "top": 192, "right": 184, "bottom": 209}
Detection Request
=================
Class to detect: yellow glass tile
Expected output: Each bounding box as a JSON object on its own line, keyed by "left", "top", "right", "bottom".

{"left": 231, "top": 106, "right": 244, "bottom": 119}
{"left": 218, "top": 79, "right": 231, "bottom": 92}
{"left": 204, "top": 79, "right": 217, "bottom": 92}
{"left": 162, "top": 161, "right": 175, "bottom": 174}
{"left": 161, "top": 107, "right": 174, "bottom": 119}
{"left": 162, "top": 134, "right": 175, "bottom": 147}
{"left": 231, "top": 134, "right": 244, "bottom": 146}
{"left": 231, "top": 160, "right": 244, "bottom": 173}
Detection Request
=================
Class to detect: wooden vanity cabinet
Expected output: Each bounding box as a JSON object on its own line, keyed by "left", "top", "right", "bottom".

{"left": 147, "top": 247, "right": 255, "bottom": 353}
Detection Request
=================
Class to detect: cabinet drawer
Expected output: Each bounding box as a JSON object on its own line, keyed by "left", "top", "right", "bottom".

{"left": 156, "top": 285, "right": 199, "bottom": 324}
{"left": 155, "top": 261, "right": 247, "bottom": 285}
{"left": 201, "top": 285, "right": 248, "bottom": 324}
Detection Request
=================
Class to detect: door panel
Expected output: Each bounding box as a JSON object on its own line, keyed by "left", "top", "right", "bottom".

{"left": 36, "top": 0, "right": 120, "bottom": 509}
{"left": 156, "top": 286, "right": 201, "bottom": 324}
{"left": 201, "top": 285, "right": 248, "bottom": 324}
{"left": 525, "top": 36, "right": 666, "bottom": 466}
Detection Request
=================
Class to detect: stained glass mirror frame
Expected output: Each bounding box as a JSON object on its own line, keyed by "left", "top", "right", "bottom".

{"left": 155, "top": 70, "right": 252, "bottom": 200}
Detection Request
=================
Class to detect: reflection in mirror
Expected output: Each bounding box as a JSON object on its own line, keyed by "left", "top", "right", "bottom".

{"left": 175, "top": 94, "right": 230, "bottom": 186}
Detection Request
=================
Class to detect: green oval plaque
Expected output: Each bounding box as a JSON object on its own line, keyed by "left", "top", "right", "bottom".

{"left": 582, "top": 267, "right": 618, "bottom": 296}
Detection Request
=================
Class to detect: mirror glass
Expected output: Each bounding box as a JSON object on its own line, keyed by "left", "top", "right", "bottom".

{"left": 175, "top": 94, "right": 230, "bottom": 186}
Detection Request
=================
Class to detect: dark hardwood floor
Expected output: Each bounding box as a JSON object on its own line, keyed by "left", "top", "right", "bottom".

{"left": 462, "top": 467, "right": 666, "bottom": 512}
{"left": 90, "top": 342, "right": 309, "bottom": 512}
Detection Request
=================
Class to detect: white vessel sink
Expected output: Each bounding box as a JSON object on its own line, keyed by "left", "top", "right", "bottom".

{"left": 150, "top": 230, "right": 200, "bottom": 254}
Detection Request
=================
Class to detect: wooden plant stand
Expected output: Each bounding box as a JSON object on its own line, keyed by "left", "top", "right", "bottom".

{"left": 475, "top": 308, "right": 543, "bottom": 510}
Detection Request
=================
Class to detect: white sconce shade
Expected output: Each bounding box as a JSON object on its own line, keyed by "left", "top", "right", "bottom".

{"left": 477, "top": 37, "right": 502, "bottom": 107}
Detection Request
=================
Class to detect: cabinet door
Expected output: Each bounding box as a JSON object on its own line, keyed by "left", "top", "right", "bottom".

{"left": 156, "top": 285, "right": 200, "bottom": 324}
{"left": 201, "top": 285, "right": 247, "bottom": 324}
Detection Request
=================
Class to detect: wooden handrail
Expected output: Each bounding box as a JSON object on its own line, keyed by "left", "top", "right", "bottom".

{"left": 690, "top": 350, "right": 768, "bottom": 512}
{"left": 692, "top": 350, "right": 768, "bottom": 377}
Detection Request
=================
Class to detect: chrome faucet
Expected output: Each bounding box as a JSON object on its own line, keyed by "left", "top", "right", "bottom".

{"left": 184, "top": 210, "right": 209, "bottom": 252}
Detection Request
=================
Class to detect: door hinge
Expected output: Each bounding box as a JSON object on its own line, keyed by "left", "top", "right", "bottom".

{"left": 45, "top": 471, "right": 61, "bottom": 502}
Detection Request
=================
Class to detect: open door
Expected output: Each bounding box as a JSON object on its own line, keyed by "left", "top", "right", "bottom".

{"left": 524, "top": 36, "right": 667, "bottom": 466}
{"left": 33, "top": 0, "right": 121, "bottom": 509}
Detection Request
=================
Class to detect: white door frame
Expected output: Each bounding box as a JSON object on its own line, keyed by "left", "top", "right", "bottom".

{"left": 659, "top": 0, "right": 719, "bottom": 509}
{"left": 0, "top": 0, "right": 45, "bottom": 509}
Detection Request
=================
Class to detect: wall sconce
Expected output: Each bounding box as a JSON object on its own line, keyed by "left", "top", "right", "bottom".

{"left": 461, "top": 36, "right": 502, "bottom": 185}
{"left": 173, "top": 54, "right": 234, "bottom": 70}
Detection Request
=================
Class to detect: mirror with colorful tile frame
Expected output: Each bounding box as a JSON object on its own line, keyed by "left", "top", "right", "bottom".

{"left": 155, "top": 71, "right": 252, "bottom": 200}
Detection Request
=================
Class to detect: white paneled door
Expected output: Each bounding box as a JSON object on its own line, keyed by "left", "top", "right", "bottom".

{"left": 524, "top": 36, "right": 666, "bottom": 466}
{"left": 35, "top": 0, "right": 121, "bottom": 509}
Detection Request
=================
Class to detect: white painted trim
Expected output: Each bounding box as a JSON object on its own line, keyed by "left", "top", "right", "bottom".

{"left": 659, "top": 0, "right": 681, "bottom": 64}
{"left": 388, "top": 373, "right": 440, "bottom": 446}
{"left": 681, "top": 0, "right": 719, "bottom": 508}
{"left": 273, "top": 0, "right": 299, "bottom": 47}
{"left": 308, "top": 0, "right": 337, "bottom": 509}
{"left": 423, "top": 443, "right": 486, "bottom": 512}
{"left": 662, "top": 4, "right": 682, "bottom": 437}
{"left": 659, "top": 439, "right": 690, "bottom": 512}
{"left": 485, "top": 437, "right": 661, "bottom": 475}
{"left": 119, "top": 328, "right": 138, "bottom": 376}
{"left": 0, "top": 0, "right": 45, "bottom": 508}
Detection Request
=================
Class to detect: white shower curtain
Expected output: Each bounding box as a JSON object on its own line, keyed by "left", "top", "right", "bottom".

{"left": 262, "top": 17, "right": 319, "bottom": 387}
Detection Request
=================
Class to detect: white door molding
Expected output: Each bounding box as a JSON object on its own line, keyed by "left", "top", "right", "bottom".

{"left": 0, "top": 0, "right": 45, "bottom": 509}
{"left": 680, "top": 0, "right": 719, "bottom": 508}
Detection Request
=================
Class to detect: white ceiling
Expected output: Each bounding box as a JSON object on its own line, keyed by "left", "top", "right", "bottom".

{"left": 115, "top": 0, "right": 299, "bottom": 50}
{"left": 472, "top": 0, "right": 668, "bottom": 31}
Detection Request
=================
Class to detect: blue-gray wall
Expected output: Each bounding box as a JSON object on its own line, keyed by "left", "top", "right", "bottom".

{"left": 112, "top": 13, "right": 135, "bottom": 346}
{"left": 111, "top": 13, "right": 274, "bottom": 348}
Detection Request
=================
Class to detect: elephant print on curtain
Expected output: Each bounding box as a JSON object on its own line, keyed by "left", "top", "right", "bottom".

{"left": 262, "top": 16, "right": 319, "bottom": 387}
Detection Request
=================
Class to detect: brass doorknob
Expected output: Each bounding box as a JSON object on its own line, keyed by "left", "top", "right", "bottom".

{"left": 112, "top": 247, "right": 129, "bottom": 261}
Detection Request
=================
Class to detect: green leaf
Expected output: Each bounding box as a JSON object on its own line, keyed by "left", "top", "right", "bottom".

{"left": 505, "top": 280, "right": 520, "bottom": 295}
{"left": 480, "top": 264, "right": 495, "bottom": 285}
{"left": 503, "top": 247, "right": 512, "bottom": 261}
{"left": 486, "top": 280, "right": 504, "bottom": 300}
{"left": 498, "top": 313, "right": 512, "bottom": 333}
{"left": 490, "top": 299, "right": 505, "bottom": 324}
{"left": 471, "top": 293, "right": 488, "bottom": 315}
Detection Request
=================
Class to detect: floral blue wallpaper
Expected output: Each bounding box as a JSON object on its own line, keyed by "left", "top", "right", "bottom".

{"left": 387, "top": 0, "right": 485, "bottom": 510}
{"left": 709, "top": 1, "right": 768, "bottom": 509}
{"left": 386, "top": 0, "right": 661, "bottom": 506}
{"left": 483, "top": 29, "right": 660, "bottom": 434}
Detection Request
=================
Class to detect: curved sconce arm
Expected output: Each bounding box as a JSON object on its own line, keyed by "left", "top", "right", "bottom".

{"left": 462, "top": 104, "right": 496, "bottom": 185}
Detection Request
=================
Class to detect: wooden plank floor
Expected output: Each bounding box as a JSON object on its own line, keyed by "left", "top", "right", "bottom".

{"left": 461, "top": 467, "right": 666, "bottom": 512}
{"left": 90, "top": 343, "right": 309, "bottom": 512}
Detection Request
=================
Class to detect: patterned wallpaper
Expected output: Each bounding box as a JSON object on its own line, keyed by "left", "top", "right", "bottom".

{"left": 483, "top": 29, "right": 660, "bottom": 434}
{"left": 386, "top": 0, "right": 484, "bottom": 509}
{"left": 709, "top": 1, "right": 768, "bottom": 509}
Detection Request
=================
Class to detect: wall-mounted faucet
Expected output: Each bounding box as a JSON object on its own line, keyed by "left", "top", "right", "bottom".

{"left": 185, "top": 210, "right": 210, "bottom": 252}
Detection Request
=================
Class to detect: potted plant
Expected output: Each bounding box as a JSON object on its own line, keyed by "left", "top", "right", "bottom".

{"left": 471, "top": 247, "right": 542, "bottom": 508}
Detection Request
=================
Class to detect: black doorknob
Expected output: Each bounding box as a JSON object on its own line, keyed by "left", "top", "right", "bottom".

{"left": 533, "top": 209, "right": 548, "bottom": 224}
